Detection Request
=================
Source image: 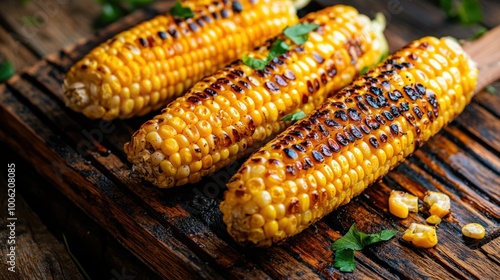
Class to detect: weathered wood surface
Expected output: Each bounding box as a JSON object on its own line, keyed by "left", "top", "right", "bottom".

{"left": 0, "top": 0, "right": 499, "bottom": 279}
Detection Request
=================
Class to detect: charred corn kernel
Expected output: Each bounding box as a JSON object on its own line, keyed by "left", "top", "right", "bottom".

{"left": 462, "top": 223, "right": 485, "bottom": 239}
{"left": 424, "top": 191, "right": 451, "bottom": 218}
{"left": 402, "top": 223, "right": 438, "bottom": 248}
{"left": 64, "top": 0, "right": 298, "bottom": 120}
{"left": 221, "top": 36, "right": 478, "bottom": 246}
{"left": 426, "top": 215, "right": 442, "bottom": 225}
{"left": 388, "top": 190, "right": 418, "bottom": 218}
{"left": 125, "top": 5, "right": 388, "bottom": 188}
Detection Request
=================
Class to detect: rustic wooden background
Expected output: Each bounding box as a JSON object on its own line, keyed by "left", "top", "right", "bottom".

{"left": 0, "top": 0, "right": 499, "bottom": 279}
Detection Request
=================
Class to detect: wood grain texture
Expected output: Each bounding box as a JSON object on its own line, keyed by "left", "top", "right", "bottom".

{"left": 0, "top": 0, "right": 499, "bottom": 279}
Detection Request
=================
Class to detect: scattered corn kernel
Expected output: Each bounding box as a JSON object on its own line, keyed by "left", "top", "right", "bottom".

{"left": 64, "top": 0, "right": 298, "bottom": 120}
{"left": 426, "top": 215, "right": 442, "bottom": 225}
{"left": 462, "top": 223, "right": 485, "bottom": 239}
{"left": 424, "top": 191, "right": 451, "bottom": 218}
{"left": 402, "top": 223, "right": 438, "bottom": 248}
{"left": 388, "top": 190, "right": 418, "bottom": 218}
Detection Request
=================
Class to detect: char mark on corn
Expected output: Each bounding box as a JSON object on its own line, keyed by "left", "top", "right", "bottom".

{"left": 124, "top": 5, "right": 388, "bottom": 188}
{"left": 63, "top": 0, "right": 298, "bottom": 120}
{"left": 220, "top": 36, "right": 478, "bottom": 247}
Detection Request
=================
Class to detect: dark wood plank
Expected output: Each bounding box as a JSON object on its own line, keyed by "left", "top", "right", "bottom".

{"left": 0, "top": 183, "right": 83, "bottom": 280}
{"left": 455, "top": 103, "right": 500, "bottom": 154}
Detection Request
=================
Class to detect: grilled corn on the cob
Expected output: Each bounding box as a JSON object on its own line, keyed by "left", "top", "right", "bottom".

{"left": 124, "top": 5, "right": 388, "bottom": 188}
{"left": 64, "top": 0, "right": 298, "bottom": 120}
{"left": 221, "top": 36, "right": 478, "bottom": 246}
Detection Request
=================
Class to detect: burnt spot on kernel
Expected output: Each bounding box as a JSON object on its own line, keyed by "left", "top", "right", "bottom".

{"left": 380, "top": 133, "right": 388, "bottom": 143}
{"left": 350, "top": 125, "right": 363, "bottom": 139}
{"left": 312, "top": 150, "right": 325, "bottom": 162}
{"left": 204, "top": 88, "right": 218, "bottom": 97}
{"left": 327, "top": 65, "right": 337, "bottom": 77}
{"left": 390, "top": 124, "right": 399, "bottom": 136}
{"left": 381, "top": 81, "right": 391, "bottom": 90}
{"left": 325, "top": 119, "right": 342, "bottom": 128}
{"left": 347, "top": 108, "right": 361, "bottom": 121}
{"left": 188, "top": 23, "right": 199, "bottom": 32}
{"left": 168, "top": 28, "right": 179, "bottom": 38}
{"left": 220, "top": 9, "right": 230, "bottom": 18}
{"left": 400, "top": 102, "right": 410, "bottom": 111}
{"left": 388, "top": 90, "right": 403, "bottom": 101}
{"left": 231, "top": 84, "right": 244, "bottom": 93}
{"left": 391, "top": 105, "right": 400, "bottom": 116}
{"left": 331, "top": 101, "right": 346, "bottom": 109}
{"left": 334, "top": 110, "right": 348, "bottom": 122}
{"left": 313, "top": 52, "right": 324, "bottom": 64}
{"left": 293, "top": 144, "right": 306, "bottom": 153}
{"left": 290, "top": 130, "right": 304, "bottom": 138}
{"left": 327, "top": 138, "right": 341, "bottom": 152}
{"left": 274, "top": 75, "right": 288, "bottom": 87}
{"left": 283, "top": 69, "right": 296, "bottom": 80}
{"left": 238, "top": 81, "right": 250, "bottom": 89}
{"left": 288, "top": 198, "right": 300, "bottom": 213}
{"left": 232, "top": 1, "right": 243, "bottom": 12}
{"left": 405, "top": 113, "right": 417, "bottom": 126}
{"left": 375, "top": 114, "right": 386, "bottom": 125}
{"left": 318, "top": 124, "right": 329, "bottom": 136}
{"left": 370, "top": 86, "right": 383, "bottom": 96}
{"left": 304, "top": 158, "right": 314, "bottom": 169}
{"left": 369, "top": 137, "right": 380, "bottom": 148}
{"left": 265, "top": 81, "right": 280, "bottom": 92}
{"left": 366, "top": 95, "right": 380, "bottom": 108}
{"left": 211, "top": 83, "right": 224, "bottom": 90}
{"left": 306, "top": 80, "right": 314, "bottom": 94}
{"left": 365, "top": 116, "right": 380, "bottom": 130}
{"left": 427, "top": 91, "right": 438, "bottom": 108}
{"left": 344, "top": 130, "right": 355, "bottom": 142}
{"left": 382, "top": 111, "right": 394, "bottom": 121}
{"left": 404, "top": 86, "right": 419, "bottom": 100}
{"left": 286, "top": 165, "right": 297, "bottom": 176}
{"left": 284, "top": 148, "right": 298, "bottom": 159}
{"left": 413, "top": 106, "right": 423, "bottom": 119}
{"left": 360, "top": 125, "right": 371, "bottom": 134}
{"left": 319, "top": 144, "right": 332, "bottom": 157}
{"left": 187, "top": 96, "right": 202, "bottom": 104}
{"left": 415, "top": 83, "right": 426, "bottom": 95}
{"left": 357, "top": 101, "right": 369, "bottom": 114}
{"left": 336, "top": 133, "right": 349, "bottom": 146}
{"left": 158, "top": 31, "right": 168, "bottom": 40}
{"left": 408, "top": 53, "right": 418, "bottom": 60}
{"left": 138, "top": 37, "right": 148, "bottom": 47}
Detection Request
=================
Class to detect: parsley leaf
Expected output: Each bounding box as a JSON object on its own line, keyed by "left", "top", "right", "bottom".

{"left": 332, "top": 224, "right": 397, "bottom": 272}
{"left": 0, "top": 56, "right": 15, "bottom": 83}
{"left": 170, "top": 1, "right": 194, "bottom": 19}
{"left": 242, "top": 57, "right": 268, "bottom": 71}
{"left": 360, "top": 66, "right": 370, "bottom": 76}
{"left": 282, "top": 110, "right": 306, "bottom": 123}
{"left": 334, "top": 249, "right": 356, "bottom": 272}
{"left": 486, "top": 85, "right": 496, "bottom": 94}
{"left": 283, "top": 23, "right": 319, "bottom": 45}
{"left": 243, "top": 39, "right": 290, "bottom": 70}
{"left": 440, "top": 0, "right": 483, "bottom": 24}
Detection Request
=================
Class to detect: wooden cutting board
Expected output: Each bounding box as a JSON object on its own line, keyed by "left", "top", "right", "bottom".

{"left": 1, "top": 1, "right": 499, "bottom": 278}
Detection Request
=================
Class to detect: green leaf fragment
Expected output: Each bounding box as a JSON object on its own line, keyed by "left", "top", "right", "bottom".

{"left": 334, "top": 249, "right": 356, "bottom": 273}
{"left": 170, "top": 1, "right": 194, "bottom": 19}
{"left": 486, "top": 85, "right": 496, "bottom": 94}
{"left": 243, "top": 39, "right": 290, "bottom": 70}
{"left": 283, "top": 23, "right": 319, "bottom": 45}
{"left": 242, "top": 56, "right": 267, "bottom": 70}
{"left": 282, "top": 110, "right": 306, "bottom": 123}
{"left": 0, "top": 58, "right": 15, "bottom": 83}
{"left": 360, "top": 66, "right": 370, "bottom": 75}
{"left": 457, "top": 0, "right": 482, "bottom": 24}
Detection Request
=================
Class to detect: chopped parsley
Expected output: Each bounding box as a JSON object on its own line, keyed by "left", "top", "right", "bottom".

{"left": 170, "top": 1, "right": 194, "bottom": 19}
{"left": 282, "top": 110, "right": 306, "bottom": 123}
{"left": 243, "top": 39, "right": 290, "bottom": 70}
{"left": 283, "top": 23, "right": 319, "bottom": 45}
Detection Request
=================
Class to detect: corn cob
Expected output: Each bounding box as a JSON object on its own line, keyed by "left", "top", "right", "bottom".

{"left": 124, "top": 5, "right": 388, "bottom": 188}
{"left": 220, "top": 36, "right": 478, "bottom": 247}
{"left": 63, "top": 0, "right": 298, "bottom": 120}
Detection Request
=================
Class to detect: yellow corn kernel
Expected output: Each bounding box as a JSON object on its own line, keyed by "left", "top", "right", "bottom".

{"left": 402, "top": 223, "right": 438, "bottom": 248}
{"left": 64, "top": 0, "right": 298, "bottom": 120}
{"left": 220, "top": 35, "right": 478, "bottom": 246}
{"left": 423, "top": 191, "right": 451, "bottom": 218}
{"left": 124, "top": 5, "right": 388, "bottom": 190}
{"left": 388, "top": 190, "right": 419, "bottom": 219}
{"left": 426, "top": 215, "right": 442, "bottom": 225}
{"left": 462, "top": 223, "right": 485, "bottom": 239}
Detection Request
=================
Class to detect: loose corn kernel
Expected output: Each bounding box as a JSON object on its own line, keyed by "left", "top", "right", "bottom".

{"left": 220, "top": 35, "right": 477, "bottom": 246}
{"left": 64, "top": 0, "right": 298, "bottom": 120}
{"left": 388, "top": 190, "right": 419, "bottom": 219}
{"left": 402, "top": 223, "right": 438, "bottom": 248}
{"left": 426, "top": 215, "right": 442, "bottom": 225}
{"left": 125, "top": 5, "right": 388, "bottom": 189}
{"left": 424, "top": 191, "right": 451, "bottom": 218}
{"left": 462, "top": 223, "right": 485, "bottom": 239}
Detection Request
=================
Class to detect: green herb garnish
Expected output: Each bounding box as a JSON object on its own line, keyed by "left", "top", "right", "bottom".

{"left": 359, "top": 66, "right": 370, "bottom": 76}
{"left": 0, "top": 57, "right": 15, "bottom": 83}
{"left": 470, "top": 26, "right": 487, "bottom": 40}
{"left": 170, "top": 1, "right": 194, "bottom": 19}
{"left": 21, "top": 16, "right": 42, "bottom": 26}
{"left": 332, "top": 224, "right": 397, "bottom": 272}
{"left": 486, "top": 85, "right": 496, "bottom": 94}
{"left": 243, "top": 39, "right": 290, "bottom": 70}
{"left": 282, "top": 110, "right": 306, "bottom": 123}
{"left": 283, "top": 23, "right": 319, "bottom": 45}
{"left": 440, "top": 0, "right": 483, "bottom": 24}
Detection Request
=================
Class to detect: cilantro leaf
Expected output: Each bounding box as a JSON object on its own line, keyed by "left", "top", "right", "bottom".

{"left": 283, "top": 23, "right": 319, "bottom": 45}
{"left": 170, "top": 1, "right": 194, "bottom": 19}
{"left": 332, "top": 224, "right": 398, "bottom": 273}
{"left": 360, "top": 66, "right": 370, "bottom": 75}
{"left": 282, "top": 110, "right": 306, "bottom": 123}
{"left": 268, "top": 40, "right": 290, "bottom": 60}
{"left": 242, "top": 57, "right": 267, "bottom": 70}
{"left": 0, "top": 57, "right": 15, "bottom": 83}
{"left": 486, "top": 85, "right": 496, "bottom": 94}
{"left": 457, "top": 0, "right": 482, "bottom": 24}
{"left": 243, "top": 39, "right": 290, "bottom": 70}
{"left": 334, "top": 249, "right": 356, "bottom": 273}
